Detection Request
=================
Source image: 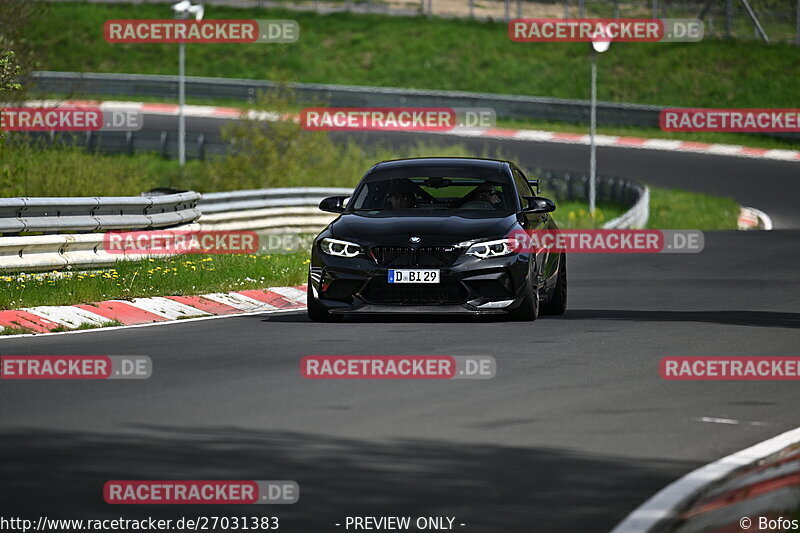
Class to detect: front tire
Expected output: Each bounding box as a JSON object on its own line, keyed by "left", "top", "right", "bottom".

{"left": 510, "top": 278, "right": 539, "bottom": 321}
{"left": 541, "top": 254, "right": 567, "bottom": 316}
{"left": 306, "top": 277, "right": 340, "bottom": 322}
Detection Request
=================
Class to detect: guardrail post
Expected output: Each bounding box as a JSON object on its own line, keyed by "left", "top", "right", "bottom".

{"left": 85, "top": 131, "right": 95, "bottom": 153}
{"left": 125, "top": 131, "right": 134, "bottom": 155}
{"left": 197, "top": 133, "right": 206, "bottom": 161}
{"left": 581, "top": 174, "right": 590, "bottom": 202}
{"left": 160, "top": 131, "right": 169, "bottom": 159}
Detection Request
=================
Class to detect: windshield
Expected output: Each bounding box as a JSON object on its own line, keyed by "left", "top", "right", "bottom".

{"left": 350, "top": 174, "right": 516, "bottom": 213}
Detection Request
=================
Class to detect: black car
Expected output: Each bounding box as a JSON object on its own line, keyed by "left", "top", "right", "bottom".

{"left": 307, "top": 157, "right": 566, "bottom": 321}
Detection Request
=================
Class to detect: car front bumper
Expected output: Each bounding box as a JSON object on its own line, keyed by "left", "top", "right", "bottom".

{"left": 309, "top": 251, "right": 532, "bottom": 315}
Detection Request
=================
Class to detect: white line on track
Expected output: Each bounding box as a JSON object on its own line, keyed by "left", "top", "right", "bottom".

{"left": 693, "top": 416, "right": 769, "bottom": 427}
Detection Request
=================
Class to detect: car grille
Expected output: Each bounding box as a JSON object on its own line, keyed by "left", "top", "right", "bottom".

{"left": 362, "top": 278, "right": 467, "bottom": 305}
{"left": 371, "top": 246, "right": 462, "bottom": 267}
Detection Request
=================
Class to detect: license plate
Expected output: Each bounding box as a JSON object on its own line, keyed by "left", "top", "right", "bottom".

{"left": 388, "top": 269, "right": 440, "bottom": 284}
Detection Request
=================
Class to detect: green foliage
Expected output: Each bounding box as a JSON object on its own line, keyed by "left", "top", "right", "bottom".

{"left": 0, "top": 137, "right": 167, "bottom": 197}
{"left": 26, "top": 3, "right": 800, "bottom": 108}
{"left": 0, "top": 49, "right": 21, "bottom": 94}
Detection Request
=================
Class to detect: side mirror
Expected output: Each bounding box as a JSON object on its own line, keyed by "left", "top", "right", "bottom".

{"left": 523, "top": 196, "right": 556, "bottom": 214}
{"left": 319, "top": 195, "right": 349, "bottom": 214}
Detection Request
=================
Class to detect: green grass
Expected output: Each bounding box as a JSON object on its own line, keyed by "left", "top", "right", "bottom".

{"left": 550, "top": 199, "right": 626, "bottom": 228}
{"left": 50, "top": 320, "right": 125, "bottom": 333}
{"left": 547, "top": 188, "right": 739, "bottom": 230}
{"left": 26, "top": 3, "right": 800, "bottom": 111}
{"left": 0, "top": 253, "right": 309, "bottom": 310}
{"left": 648, "top": 187, "right": 739, "bottom": 229}
{"left": 0, "top": 325, "right": 36, "bottom": 335}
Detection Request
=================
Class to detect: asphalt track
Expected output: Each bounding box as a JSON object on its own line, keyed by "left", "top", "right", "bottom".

{"left": 1, "top": 114, "right": 799, "bottom": 532}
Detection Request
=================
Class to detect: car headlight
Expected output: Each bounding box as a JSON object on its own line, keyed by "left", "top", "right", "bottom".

{"left": 464, "top": 238, "right": 519, "bottom": 259}
{"left": 320, "top": 237, "right": 363, "bottom": 258}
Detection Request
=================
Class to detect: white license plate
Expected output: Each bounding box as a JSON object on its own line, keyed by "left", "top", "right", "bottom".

{"left": 388, "top": 269, "right": 440, "bottom": 284}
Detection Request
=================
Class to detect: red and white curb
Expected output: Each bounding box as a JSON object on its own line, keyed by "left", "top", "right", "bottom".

{"left": 738, "top": 206, "right": 774, "bottom": 231}
{"left": 0, "top": 285, "right": 307, "bottom": 337}
{"left": 35, "top": 100, "right": 800, "bottom": 163}
{"left": 671, "top": 443, "right": 800, "bottom": 532}
{"left": 611, "top": 426, "right": 800, "bottom": 533}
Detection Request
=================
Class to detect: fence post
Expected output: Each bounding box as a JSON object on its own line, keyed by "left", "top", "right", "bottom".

{"left": 579, "top": 0, "right": 584, "bottom": 17}
{"left": 563, "top": 0, "right": 568, "bottom": 18}
{"left": 505, "top": 0, "right": 510, "bottom": 22}
{"left": 796, "top": 0, "right": 799, "bottom": 44}
{"left": 652, "top": 0, "right": 658, "bottom": 18}
{"left": 469, "top": 0, "right": 474, "bottom": 18}
{"left": 726, "top": 0, "right": 732, "bottom": 37}
{"left": 517, "top": 0, "right": 522, "bottom": 18}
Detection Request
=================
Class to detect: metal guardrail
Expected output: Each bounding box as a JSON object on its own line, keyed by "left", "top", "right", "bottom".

{"left": 198, "top": 187, "right": 351, "bottom": 232}
{"left": 22, "top": 129, "right": 226, "bottom": 161}
{"left": 199, "top": 187, "right": 353, "bottom": 213}
{"left": 536, "top": 168, "right": 650, "bottom": 228}
{"left": 0, "top": 177, "right": 647, "bottom": 272}
{"left": 0, "top": 223, "right": 200, "bottom": 271}
{"left": 0, "top": 192, "right": 202, "bottom": 235}
{"left": 0, "top": 189, "right": 349, "bottom": 271}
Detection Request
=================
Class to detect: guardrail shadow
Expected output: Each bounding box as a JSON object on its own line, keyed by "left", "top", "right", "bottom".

{"left": 0, "top": 426, "right": 693, "bottom": 533}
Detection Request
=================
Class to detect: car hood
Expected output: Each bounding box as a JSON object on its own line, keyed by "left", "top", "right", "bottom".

{"left": 329, "top": 212, "right": 518, "bottom": 246}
